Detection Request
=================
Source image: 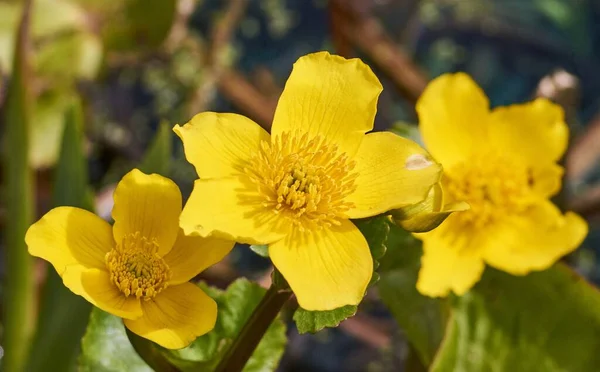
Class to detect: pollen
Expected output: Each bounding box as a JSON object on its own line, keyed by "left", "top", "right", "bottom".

{"left": 105, "top": 232, "right": 171, "bottom": 300}
{"left": 244, "top": 131, "right": 358, "bottom": 231}
{"left": 445, "top": 155, "right": 531, "bottom": 228}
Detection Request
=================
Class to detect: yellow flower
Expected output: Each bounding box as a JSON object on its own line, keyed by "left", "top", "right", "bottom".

{"left": 415, "top": 73, "right": 588, "bottom": 297}
{"left": 25, "top": 169, "right": 234, "bottom": 349}
{"left": 174, "top": 51, "right": 442, "bottom": 311}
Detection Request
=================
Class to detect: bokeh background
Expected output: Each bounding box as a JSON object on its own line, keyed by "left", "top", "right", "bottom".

{"left": 2, "top": 0, "right": 600, "bottom": 371}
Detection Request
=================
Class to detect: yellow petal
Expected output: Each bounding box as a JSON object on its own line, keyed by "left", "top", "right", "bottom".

{"left": 180, "top": 176, "right": 288, "bottom": 245}
{"left": 345, "top": 132, "right": 442, "bottom": 219}
{"left": 163, "top": 229, "right": 235, "bottom": 285}
{"left": 489, "top": 98, "right": 568, "bottom": 164}
{"left": 271, "top": 51, "right": 382, "bottom": 157}
{"left": 112, "top": 169, "right": 181, "bottom": 256}
{"left": 530, "top": 163, "right": 563, "bottom": 200}
{"left": 26, "top": 207, "right": 113, "bottom": 275}
{"left": 269, "top": 219, "right": 372, "bottom": 311}
{"left": 416, "top": 219, "right": 485, "bottom": 297}
{"left": 482, "top": 202, "right": 588, "bottom": 275}
{"left": 124, "top": 282, "right": 217, "bottom": 349}
{"left": 417, "top": 73, "right": 490, "bottom": 167}
{"left": 63, "top": 267, "right": 143, "bottom": 319}
{"left": 174, "top": 112, "right": 270, "bottom": 179}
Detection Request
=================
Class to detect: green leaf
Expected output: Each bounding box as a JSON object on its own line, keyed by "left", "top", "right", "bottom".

{"left": 377, "top": 222, "right": 447, "bottom": 367}
{"left": 0, "top": 0, "right": 95, "bottom": 81}
{"left": 250, "top": 244, "right": 269, "bottom": 258}
{"left": 94, "top": 0, "right": 177, "bottom": 53}
{"left": 29, "top": 89, "right": 74, "bottom": 168}
{"left": 30, "top": 0, "right": 90, "bottom": 87}
{"left": 354, "top": 215, "right": 390, "bottom": 267}
{"left": 77, "top": 281, "right": 286, "bottom": 372}
{"left": 138, "top": 120, "right": 172, "bottom": 177}
{"left": 293, "top": 305, "right": 357, "bottom": 334}
{"left": 79, "top": 308, "right": 153, "bottom": 372}
{"left": 51, "top": 97, "right": 93, "bottom": 210}
{"left": 26, "top": 97, "right": 94, "bottom": 372}
{"left": 32, "top": 0, "right": 87, "bottom": 37}
{"left": 162, "top": 279, "right": 287, "bottom": 372}
{"left": 35, "top": 31, "right": 102, "bottom": 82}
{"left": 0, "top": 2, "right": 20, "bottom": 72}
{"left": 291, "top": 215, "right": 390, "bottom": 334}
{"left": 377, "top": 223, "right": 446, "bottom": 366}
{"left": 357, "top": 214, "right": 390, "bottom": 287}
{"left": 431, "top": 264, "right": 600, "bottom": 372}
{"left": 1, "top": 2, "right": 35, "bottom": 370}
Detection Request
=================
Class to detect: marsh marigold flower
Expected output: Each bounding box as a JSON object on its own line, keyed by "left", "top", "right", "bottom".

{"left": 26, "top": 169, "right": 234, "bottom": 349}
{"left": 415, "top": 73, "right": 588, "bottom": 297}
{"left": 174, "top": 52, "right": 442, "bottom": 311}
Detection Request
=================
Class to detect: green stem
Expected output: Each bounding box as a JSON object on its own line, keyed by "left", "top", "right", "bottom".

{"left": 214, "top": 284, "right": 291, "bottom": 372}
{"left": 2, "top": 1, "right": 35, "bottom": 371}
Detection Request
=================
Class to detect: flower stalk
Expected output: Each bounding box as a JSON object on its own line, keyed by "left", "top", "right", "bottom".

{"left": 215, "top": 281, "right": 292, "bottom": 372}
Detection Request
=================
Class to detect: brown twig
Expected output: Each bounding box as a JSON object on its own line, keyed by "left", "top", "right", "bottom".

{"left": 535, "top": 70, "right": 581, "bottom": 211}
{"left": 163, "top": 0, "right": 198, "bottom": 53}
{"left": 251, "top": 67, "right": 283, "bottom": 101}
{"left": 569, "top": 185, "right": 600, "bottom": 218}
{"left": 218, "top": 69, "right": 278, "bottom": 129}
{"left": 340, "top": 313, "right": 392, "bottom": 349}
{"left": 188, "top": 0, "right": 249, "bottom": 116}
{"left": 567, "top": 111, "right": 600, "bottom": 183}
{"left": 328, "top": 0, "right": 354, "bottom": 58}
{"left": 330, "top": 0, "right": 428, "bottom": 103}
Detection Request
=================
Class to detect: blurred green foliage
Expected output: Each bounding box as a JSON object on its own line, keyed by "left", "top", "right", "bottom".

{"left": 138, "top": 120, "right": 173, "bottom": 178}
{"left": 163, "top": 279, "right": 286, "bottom": 372}
{"left": 378, "top": 223, "right": 447, "bottom": 368}
{"left": 26, "top": 99, "right": 93, "bottom": 372}
{"left": 79, "top": 308, "right": 153, "bottom": 372}
{"left": 79, "top": 279, "right": 286, "bottom": 372}
{"left": 1, "top": 2, "right": 35, "bottom": 370}
{"left": 432, "top": 265, "right": 600, "bottom": 371}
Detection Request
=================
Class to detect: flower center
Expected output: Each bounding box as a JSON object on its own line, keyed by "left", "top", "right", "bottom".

{"left": 445, "top": 155, "right": 532, "bottom": 227}
{"left": 105, "top": 232, "right": 171, "bottom": 300}
{"left": 245, "top": 131, "right": 358, "bottom": 230}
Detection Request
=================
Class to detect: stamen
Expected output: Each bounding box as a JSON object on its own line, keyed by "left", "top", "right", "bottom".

{"left": 445, "top": 155, "right": 531, "bottom": 228}
{"left": 244, "top": 131, "right": 357, "bottom": 230}
{"left": 105, "top": 232, "right": 171, "bottom": 300}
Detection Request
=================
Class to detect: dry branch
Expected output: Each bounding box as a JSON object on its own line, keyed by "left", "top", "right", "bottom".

{"left": 330, "top": 0, "right": 428, "bottom": 102}
{"left": 218, "top": 69, "right": 278, "bottom": 129}
{"left": 567, "top": 112, "right": 600, "bottom": 183}
{"left": 569, "top": 185, "right": 600, "bottom": 218}
{"left": 188, "top": 0, "right": 249, "bottom": 115}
